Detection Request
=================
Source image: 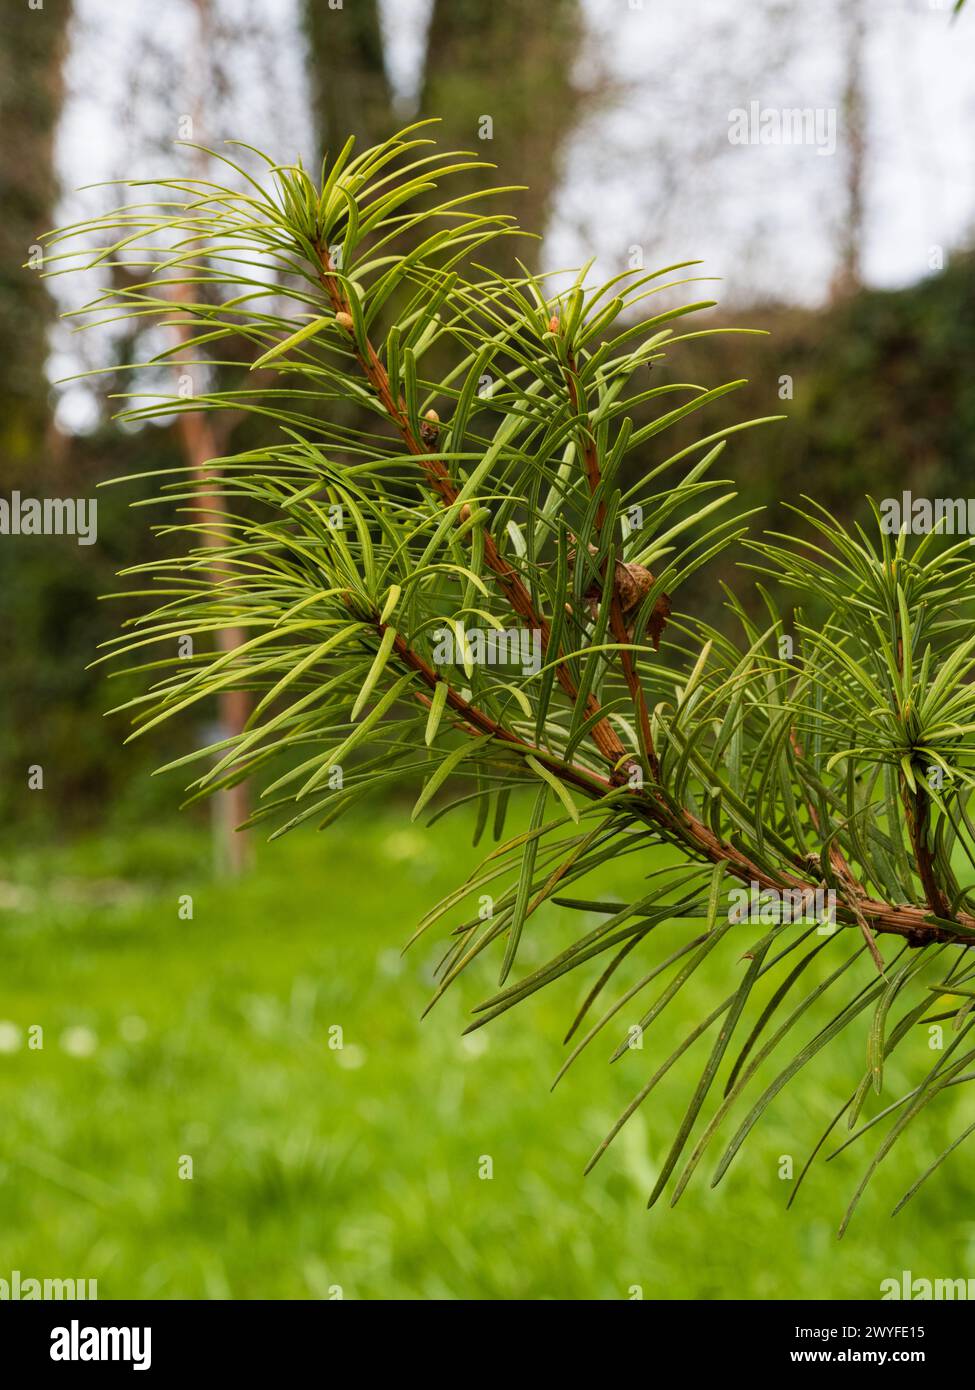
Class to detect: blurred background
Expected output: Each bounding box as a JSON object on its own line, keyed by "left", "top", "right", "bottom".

{"left": 1, "top": 0, "right": 974, "bottom": 1299}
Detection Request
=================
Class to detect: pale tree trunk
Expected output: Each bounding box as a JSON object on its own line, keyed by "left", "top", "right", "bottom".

{"left": 175, "top": 0, "right": 250, "bottom": 874}
{"left": 832, "top": 0, "right": 866, "bottom": 300}
{"left": 171, "top": 308, "right": 251, "bottom": 876}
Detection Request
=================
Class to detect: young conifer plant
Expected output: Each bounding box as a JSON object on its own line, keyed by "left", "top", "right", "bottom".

{"left": 45, "top": 125, "right": 975, "bottom": 1231}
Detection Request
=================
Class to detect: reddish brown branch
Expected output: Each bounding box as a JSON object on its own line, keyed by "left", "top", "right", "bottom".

{"left": 901, "top": 779, "right": 952, "bottom": 921}
{"left": 388, "top": 628, "right": 612, "bottom": 801}
{"left": 788, "top": 729, "right": 884, "bottom": 970}
{"left": 311, "top": 251, "right": 973, "bottom": 951}
{"left": 563, "top": 345, "right": 660, "bottom": 780}
{"left": 895, "top": 633, "right": 951, "bottom": 921}
{"left": 315, "top": 246, "right": 636, "bottom": 781}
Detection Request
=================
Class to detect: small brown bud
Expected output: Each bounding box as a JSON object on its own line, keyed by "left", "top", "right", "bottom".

{"left": 420, "top": 408, "right": 441, "bottom": 448}
{"left": 335, "top": 311, "right": 354, "bottom": 331}
{"left": 458, "top": 503, "right": 472, "bottom": 523}
{"left": 547, "top": 314, "right": 560, "bottom": 335}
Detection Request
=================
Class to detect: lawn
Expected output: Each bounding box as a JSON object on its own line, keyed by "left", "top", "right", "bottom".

{"left": 1, "top": 802, "right": 973, "bottom": 1299}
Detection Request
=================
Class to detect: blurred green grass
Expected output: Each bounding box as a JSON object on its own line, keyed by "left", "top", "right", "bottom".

{"left": 1, "top": 806, "right": 973, "bottom": 1300}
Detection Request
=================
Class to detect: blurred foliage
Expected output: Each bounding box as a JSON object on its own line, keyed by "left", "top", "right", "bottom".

{"left": 0, "top": 0, "right": 70, "bottom": 460}
{"left": 658, "top": 252, "right": 975, "bottom": 533}
{"left": 0, "top": 423, "right": 189, "bottom": 829}
{"left": 2, "top": 808, "right": 974, "bottom": 1298}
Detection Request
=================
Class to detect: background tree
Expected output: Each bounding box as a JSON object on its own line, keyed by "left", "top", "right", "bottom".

{"left": 301, "top": 0, "right": 392, "bottom": 156}
{"left": 303, "top": 0, "right": 582, "bottom": 270}
{"left": 831, "top": 0, "right": 866, "bottom": 300}
{"left": 420, "top": 0, "right": 580, "bottom": 271}
{"left": 0, "top": 0, "right": 78, "bottom": 822}
{"left": 0, "top": 0, "right": 71, "bottom": 463}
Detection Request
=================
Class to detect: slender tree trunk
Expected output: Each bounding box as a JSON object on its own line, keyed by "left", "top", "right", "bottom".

{"left": 177, "top": 0, "right": 250, "bottom": 874}
{"left": 832, "top": 0, "right": 866, "bottom": 299}
{"left": 301, "top": 0, "right": 392, "bottom": 155}
{"left": 421, "top": 0, "right": 581, "bottom": 267}
{"left": 302, "top": 0, "right": 582, "bottom": 270}
{"left": 0, "top": 0, "right": 72, "bottom": 473}
{"left": 0, "top": 0, "right": 72, "bottom": 806}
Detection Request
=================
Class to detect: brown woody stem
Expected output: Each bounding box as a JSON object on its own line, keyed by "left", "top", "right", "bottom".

{"left": 315, "top": 250, "right": 972, "bottom": 951}
{"left": 315, "top": 245, "right": 636, "bottom": 782}
{"left": 563, "top": 345, "right": 659, "bottom": 780}
{"left": 902, "top": 777, "right": 952, "bottom": 920}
